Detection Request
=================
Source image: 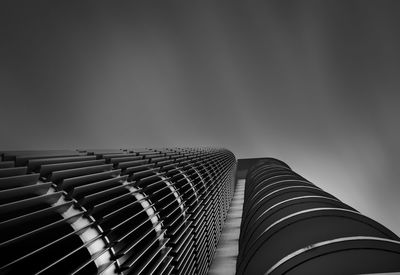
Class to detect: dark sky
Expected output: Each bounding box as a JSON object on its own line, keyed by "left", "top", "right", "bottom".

{"left": 1, "top": 1, "right": 400, "bottom": 235}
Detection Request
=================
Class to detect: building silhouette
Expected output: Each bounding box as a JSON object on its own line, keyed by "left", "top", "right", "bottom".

{"left": 1, "top": 149, "right": 400, "bottom": 274}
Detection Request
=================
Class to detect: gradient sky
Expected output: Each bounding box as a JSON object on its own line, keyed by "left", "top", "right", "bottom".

{"left": 1, "top": 1, "right": 400, "bottom": 235}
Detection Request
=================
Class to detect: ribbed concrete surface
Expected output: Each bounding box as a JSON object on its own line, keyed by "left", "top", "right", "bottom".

{"left": 209, "top": 179, "right": 245, "bottom": 275}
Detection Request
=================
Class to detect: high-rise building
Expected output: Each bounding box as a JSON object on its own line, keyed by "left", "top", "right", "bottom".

{"left": 237, "top": 158, "right": 400, "bottom": 274}
{"left": 1, "top": 149, "right": 399, "bottom": 274}
{"left": 0, "top": 148, "right": 235, "bottom": 274}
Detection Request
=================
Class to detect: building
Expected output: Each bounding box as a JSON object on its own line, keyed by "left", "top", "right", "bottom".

{"left": 237, "top": 158, "right": 400, "bottom": 274}
{"left": 0, "top": 148, "right": 236, "bottom": 274}
{"left": 0, "top": 149, "right": 399, "bottom": 274}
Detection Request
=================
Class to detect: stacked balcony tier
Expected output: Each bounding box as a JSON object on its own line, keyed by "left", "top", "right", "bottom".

{"left": 237, "top": 158, "right": 400, "bottom": 275}
{"left": 0, "top": 148, "right": 236, "bottom": 275}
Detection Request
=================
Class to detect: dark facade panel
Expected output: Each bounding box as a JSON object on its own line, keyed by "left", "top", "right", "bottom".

{"left": 237, "top": 159, "right": 400, "bottom": 275}
{"left": 0, "top": 147, "right": 236, "bottom": 275}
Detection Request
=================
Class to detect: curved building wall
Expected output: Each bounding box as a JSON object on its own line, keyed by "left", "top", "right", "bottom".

{"left": 237, "top": 159, "right": 400, "bottom": 275}
{"left": 0, "top": 147, "right": 236, "bottom": 275}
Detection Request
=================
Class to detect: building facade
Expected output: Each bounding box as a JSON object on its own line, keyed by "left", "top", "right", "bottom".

{"left": 237, "top": 158, "right": 400, "bottom": 274}
{"left": 0, "top": 148, "right": 236, "bottom": 274}
{"left": 1, "top": 150, "right": 400, "bottom": 274}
